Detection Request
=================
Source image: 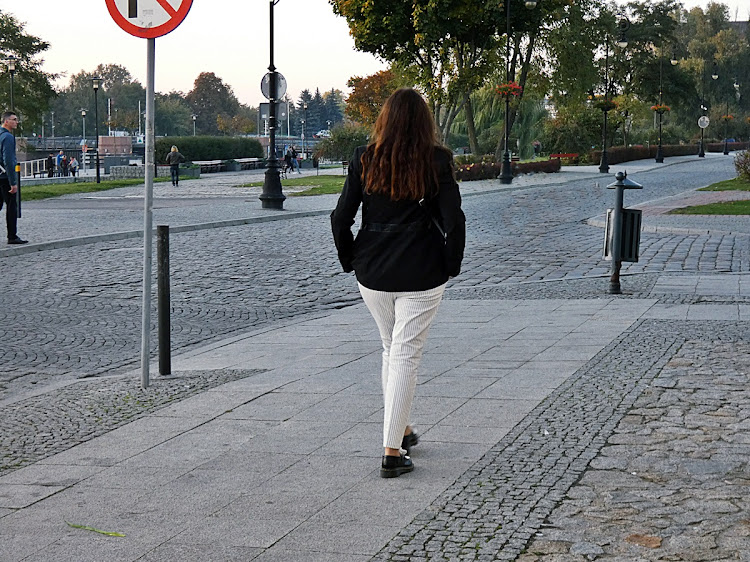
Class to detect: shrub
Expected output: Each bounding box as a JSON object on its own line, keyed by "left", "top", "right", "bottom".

{"left": 735, "top": 150, "right": 750, "bottom": 181}
{"left": 155, "top": 136, "right": 263, "bottom": 163}
{"left": 454, "top": 158, "right": 560, "bottom": 181}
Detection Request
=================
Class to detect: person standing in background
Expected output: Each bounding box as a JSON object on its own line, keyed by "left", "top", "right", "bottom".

{"left": 0, "top": 111, "right": 27, "bottom": 244}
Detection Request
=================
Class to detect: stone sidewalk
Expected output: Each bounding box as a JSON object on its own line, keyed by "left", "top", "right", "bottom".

{"left": 1, "top": 153, "right": 748, "bottom": 561}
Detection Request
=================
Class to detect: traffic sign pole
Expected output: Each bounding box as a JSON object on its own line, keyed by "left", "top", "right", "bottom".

{"left": 141, "top": 38, "right": 156, "bottom": 389}
{"left": 106, "top": 0, "right": 193, "bottom": 388}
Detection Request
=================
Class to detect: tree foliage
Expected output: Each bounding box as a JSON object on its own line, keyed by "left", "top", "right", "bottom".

{"left": 0, "top": 10, "right": 56, "bottom": 131}
{"left": 346, "top": 69, "right": 409, "bottom": 127}
{"left": 185, "top": 72, "right": 241, "bottom": 135}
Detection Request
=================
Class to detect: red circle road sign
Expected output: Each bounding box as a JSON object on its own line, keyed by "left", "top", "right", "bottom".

{"left": 106, "top": 0, "right": 193, "bottom": 39}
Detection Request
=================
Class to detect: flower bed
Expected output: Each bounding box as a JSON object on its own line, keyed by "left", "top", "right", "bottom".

{"left": 454, "top": 158, "right": 561, "bottom": 181}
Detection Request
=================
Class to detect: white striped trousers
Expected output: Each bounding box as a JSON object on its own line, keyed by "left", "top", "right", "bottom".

{"left": 358, "top": 283, "right": 446, "bottom": 450}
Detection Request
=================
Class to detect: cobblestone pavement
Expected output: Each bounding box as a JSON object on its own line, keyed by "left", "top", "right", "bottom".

{"left": 0, "top": 369, "right": 263, "bottom": 475}
{"left": 373, "top": 319, "right": 749, "bottom": 561}
{"left": 0, "top": 157, "right": 742, "bottom": 400}
{"left": 1, "top": 155, "right": 749, "bottom": 560}
{"left": 518, "top": 338, "right": 750, "bottom": 562}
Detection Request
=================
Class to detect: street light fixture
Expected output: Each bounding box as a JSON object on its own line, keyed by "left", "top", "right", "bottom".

{"left": 599, "top": 15, "right": 629, "bottom": 174}
{"left": 499, "top": 0, "right": 538, "bottom": 185}
{"left": 92, "top": 77, "right": 102, "bottom": 183}
{"left": 300, "top": 118, "right": 306, "bottom": 156}
{"left": 191, "top": 114, "right": 197, "bottom": 136}
{"left": 5, "top": 54, "right": 16, "bottom": 111}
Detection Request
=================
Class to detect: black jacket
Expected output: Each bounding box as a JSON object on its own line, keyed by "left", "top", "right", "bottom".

{"left": 331, "top": 145, "right": 465, "bottom": 292}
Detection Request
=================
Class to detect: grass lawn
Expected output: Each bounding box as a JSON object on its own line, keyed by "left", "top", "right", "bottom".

{"left": 669, "top": 200, "right": 750, "bottom": 215}
{"left": 21, "top": 176, "right": 189, "bottom": 201}
{"left": 239, "top": 175, "right": 345, "bottom": 196}
{"left": 670, "top": 176, "right": 750, "bottom": 215}
{"left": 698, "top": 177, "right": 750, "bottom": 191}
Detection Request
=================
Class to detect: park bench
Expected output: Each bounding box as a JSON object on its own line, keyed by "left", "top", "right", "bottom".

{"left": 192, "top": 160, "right": 225, "bottom": 173}
{"left": 235, "top": 157, "right": 264, "bottom": 170}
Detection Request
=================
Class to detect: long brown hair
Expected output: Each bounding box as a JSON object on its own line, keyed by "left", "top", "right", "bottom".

{"left": 361, "top": 88, "right": 442, "bottom": 201}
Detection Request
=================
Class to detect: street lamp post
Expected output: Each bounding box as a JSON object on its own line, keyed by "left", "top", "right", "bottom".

{"left": 699, "top": 61, "right": 718, "bottom": 158}
{"left": 191, "top": 114, "right": 197, "bottom": 136}
{"left": 655, "top": 49, "right": 665, "bottom": 163}
{"left": 6, "top": 55, "right": 16, "bottom": 111}
{"left": 723, "top": 98, "right": 730, "bottom": 155}
{"left": 500, "top": 0, "right": 538, "bottom": 185}
{"left": 92, "top": 77, "right": 102, "bottom": 183}
{"left": 599, "top": 16, "right": 630, "bottom": 174}
{"left": 81, "top": 109, "right": 87, "bottom": 173}
{"left": 259, "top": 0, "right": 286, "bottom": 210}
{"left": 300, "top": 118, "right": 305, "bottom": 156}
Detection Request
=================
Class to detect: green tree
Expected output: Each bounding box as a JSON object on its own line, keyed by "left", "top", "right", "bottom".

{"left": 155, "top": 92, "right": 192, "bottom": 136}
{"left": 185, "top": 72, "right": 241, "bottom": 135}
{"left": 0, "top": 9, "right": 56, "bottom": 132}
{"left": 314, "top": 121, "right": 369, "bottom": 161}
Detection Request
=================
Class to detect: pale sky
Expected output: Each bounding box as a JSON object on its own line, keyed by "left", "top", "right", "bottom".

{"left": 3, "top": 0, "right": 747, "bottom": 108}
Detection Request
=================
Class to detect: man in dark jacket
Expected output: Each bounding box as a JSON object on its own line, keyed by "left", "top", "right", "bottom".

{"left": 0, "top": 111, "right": 27, "bottom": 244}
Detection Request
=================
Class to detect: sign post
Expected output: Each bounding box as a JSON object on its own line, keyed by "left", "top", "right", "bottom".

{"left": 106, "top": 0, "right": 193, "bottom": 389}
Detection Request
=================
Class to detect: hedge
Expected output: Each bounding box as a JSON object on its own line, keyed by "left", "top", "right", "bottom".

{"left": 589, "top": 142, "right": 750, "bottom": 165}
{"left": 455, "top": 158, "right": 561, "bottom": 181}
{"left": 155, "top": 136, "right": 263, "bottom": 163}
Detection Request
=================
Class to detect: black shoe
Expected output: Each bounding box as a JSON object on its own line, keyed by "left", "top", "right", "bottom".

{"left": 8, "top": 237, "right": 28, "bottom": 245}
{"left": 380, "top": 454, "right": 414, "bottom": 478}
{"left": 401, "top": 432, "right": 419, "bottom": 454}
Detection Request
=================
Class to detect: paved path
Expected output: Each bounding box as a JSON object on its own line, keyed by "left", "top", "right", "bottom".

{"left": 1, "top": 152, "right": 749, "bottom": 561}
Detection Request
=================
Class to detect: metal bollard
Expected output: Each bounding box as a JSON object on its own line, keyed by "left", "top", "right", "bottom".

{"left": 604, "top": 171, "right": 642, "bottom": 294}
{"left": 157, "top": 225, "right": 171, "bottom": 375}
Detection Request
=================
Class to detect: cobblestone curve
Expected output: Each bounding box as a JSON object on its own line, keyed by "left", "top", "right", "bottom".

{"left": 371, "top": 320, "right": 747, "bottom": 561}
{"left": 0, "top": 369, "right": 264, "bottom": 476}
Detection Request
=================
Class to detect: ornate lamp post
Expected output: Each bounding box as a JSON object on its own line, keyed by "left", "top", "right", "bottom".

{"left": 92, "top": 77, "right": 102, "bottom": 183}
{"left": 191, "top": 114, "right": 197, "bottom": 136}
{"left": 259, "top": 0, "right": 286, "bottom": 209}
{"left": 599, "top": 16, "right": 629, "bottom": 174}
{"left": 499, "top": 0, "right": 538, "bottom": 185}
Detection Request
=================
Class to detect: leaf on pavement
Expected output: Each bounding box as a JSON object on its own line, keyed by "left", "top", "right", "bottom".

{"left": 625, "top": 534, "right": 661, "bottom": 548}
{"left": 65, "top": 521, "right": 126, "bottom": 537}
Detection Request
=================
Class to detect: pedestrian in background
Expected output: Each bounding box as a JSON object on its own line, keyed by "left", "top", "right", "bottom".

{"left": 46, "top": 153, "right": 55, "bottom": 178}
{"left": 331, "top": 88, "right": 465, "bottom": 478}
{"left": 0, "top": 111, "right": 27, "bottom": 244}
{"left": 69, "top": 156, "right": 79, "bottom": 177}
{"left": 56, "top": 150, "right": 64, "bottom": 175}
{"left": 61, "top": 155, "right": 69, "bottom": 177}
{"left": 165, "top": 145, "right": 185, "bottom": 186}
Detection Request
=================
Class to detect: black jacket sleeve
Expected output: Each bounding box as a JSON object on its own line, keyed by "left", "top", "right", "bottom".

{"left": 330, "top": 146, "right": 365, "bottom": 272}
{"left": 435, "top": 151, "right": 465, "bottom": 277}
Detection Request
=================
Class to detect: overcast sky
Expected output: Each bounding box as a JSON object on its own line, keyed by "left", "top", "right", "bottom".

{"left": 4, "top": 0, "right": 748, "bottom": 107}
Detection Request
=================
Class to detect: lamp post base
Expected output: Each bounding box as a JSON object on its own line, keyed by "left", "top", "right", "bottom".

{"left": 259, "top": 167, "right": 285, "bottom": 210}
{"left": 723, "top": 140, "right": 729, "bottom": 155}
{"left": 599, "top": 152, "right": 609, "bottom": 174}
{"left": 655, "top": 145, "right": 664, "bottom": 163}
{"left": 499, "top": 152, "right": 513, "bottom": 185}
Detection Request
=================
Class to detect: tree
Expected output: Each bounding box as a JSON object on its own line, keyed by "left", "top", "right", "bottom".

{"left": 346, "top": 69, "right": 408, "bottom": 127}
{"left": 314, "top": 121, "right": 369, "bottom": 161}
{"left": 330, "top": 0, "right": 567, "bottom": 142}
{"left": 185, "top": 72, "right": 241, "bottom": 135}
{"left": 0, "top": 9, "right": 56, "bottom": 132}
{"left": 155, "top": 93, "right": 192, "bottom": 136}
{"left": 322, "top": 88, "right": 345, "bottom": 128}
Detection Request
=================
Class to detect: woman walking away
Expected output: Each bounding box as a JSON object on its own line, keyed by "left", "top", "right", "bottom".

{"left": 331, "top": 88, "right": 465, "bottom": 478}
{"left": 166, "top": 145, "right": 185, "bottom": 186}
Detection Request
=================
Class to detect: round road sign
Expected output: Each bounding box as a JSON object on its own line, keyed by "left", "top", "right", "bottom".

{"left": 106, "top": 0, "right": 193, "bottom": 39}
{"left": 698, "top": 116, "right": 710, "bottom": 129}
{"left": 261, "top": 72, "right": 287, "bottom": 100}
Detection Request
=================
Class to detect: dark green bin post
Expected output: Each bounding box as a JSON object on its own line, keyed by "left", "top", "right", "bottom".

{"left": 604, "top": 171, "right": 643, "bottom": 294}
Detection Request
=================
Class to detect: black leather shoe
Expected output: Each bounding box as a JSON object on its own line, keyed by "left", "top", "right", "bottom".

{"left": 401, "top": 432, "right": 419, "bottom": 454}
{"left": 380, "top": 454, "right": 414, "bottom": 478}
{"left": 7, "top": 238, "right": 28, "bottom": 245}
